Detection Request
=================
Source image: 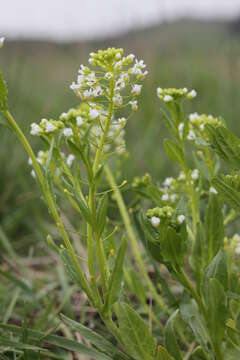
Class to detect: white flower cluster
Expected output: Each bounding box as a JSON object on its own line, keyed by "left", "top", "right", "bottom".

{"left": 157, "top": 87, "right": 197, "bottom": 103}
{"left": 161, "top": 177, "right": 178, "bottom": 204}
{"left": 30, "top": 48, "right": 147, "bottom": 164}
{"left": 30, "top": 118, "right": 64, "bottom": 136}
{"left": 185, "top": 112, "right": 222, "bottom": 143}
{"left": 147, "top": 206, "right": 185, "bottom": 229}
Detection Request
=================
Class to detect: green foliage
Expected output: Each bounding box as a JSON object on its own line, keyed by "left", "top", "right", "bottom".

{"left": 118, "top": 302, "right": 157, "bottom": 360}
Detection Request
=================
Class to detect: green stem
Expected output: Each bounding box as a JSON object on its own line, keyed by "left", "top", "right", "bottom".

{"left": 178, "top": 267, "right": 207, "bottom": 320}
{"left": 4, "top": 109, "right": 94, "bottom": 304}
{"left": 104, "top": 164, "right": 169, "bottom": 315}
{"left": 87, "top": 77, "right": 114, "bottom": 300}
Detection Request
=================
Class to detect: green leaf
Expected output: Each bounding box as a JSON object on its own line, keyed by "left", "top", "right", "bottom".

{"left": 61, "top": 314, "right": 129, "bottom": 360}
{"left": 161, "top": 226, "right": 186, "bottom": 268}
{"left": 206, "top": 124, "right": 240, "bottom": 167}
{"left": 59, "top": 248, "right": 89, "bottom": 295}
{"left": 156, "top": 346, "right": 174, "bottom": 360}
{"left": 118, "top": 302, "right": 157, "bottom": 360}
{"left": 203, "top": 249, "right": 228, "bottom": 293}
{"left": 71, "top": 187, "right": 93, "bottom": 225}
{"left": 205, "top": 278, "right": 228, "bottom": 348}
{"left": 190, "top": 223, "right": 206, "bottom": 289}
{"left": 104, "top": 240, "right": 127, "bottom": 312}
{"left": 96, "top": 194, "right": 108, "bottom": 238}
{"left": 189, "top": 346, "right": 210, "bottom": 360}
{"left": 205, "top": 194, "right": 224, "bottom": 264}
{"left": 180, "top": 299, "right": 210, "bottom": 354}
{"left": 212, "top": 177, "right": 240, "bottom": 213}
{"left": 0, "top": 323, "right": 111, "bottom": 360}
{"left": 165, "top": 310, "right": 182, "bottom": 360}
{"left": 164, "top": 139, "right": 184, "bottom": 164}
{"left": 0, "top": 72, "right": 8, "bottom": 110}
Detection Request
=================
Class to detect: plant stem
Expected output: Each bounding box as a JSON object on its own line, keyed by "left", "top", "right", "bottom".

{"left": 4, "top": 109, "right": 94, "bottom": 305}
{"left": 86, "top": 76, "right": 114, "bottom": 300}
{"left": 104, "top": 164, "right": 169, "bottom": 316}
{"left": 178, "top": 267, "right": 207, "bottom": 320}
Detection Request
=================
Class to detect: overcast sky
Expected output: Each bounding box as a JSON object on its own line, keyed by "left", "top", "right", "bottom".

{"left": 1, "top": 0, "right": 240, "bottom": 41}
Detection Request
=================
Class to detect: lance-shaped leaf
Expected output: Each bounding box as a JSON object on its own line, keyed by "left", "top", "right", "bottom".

{"left": 104, "top": 240, "right": 127, "bottom": 312}
{"left": 156, "top": 346, "right": 174, "bottom": 360}
{"left": 164, "top": 139, "right": 184, "bottom": 165}
{"left": 0, "top": 323, "right": 111, "bottom": 360}
{"left": 189, "top": 346, "right": 210, "bottom": 360}
{"left": 205, "top": 278, "right": 228, "bottom": 349}
{"left": 180, "top": 299, "right": 210, "bottom": 354}
{"left": 0, "top": 72, "right": 8, "bottom": 110}
{"left": 212, "top": 176, "right": 240, "bottom": 213}
{"left": 161, "top": 226, "right": 187, "bottom": 268}
{"left": 203, "top": 249, "right": 228, "bottom": 295}
{"left": 205, "top": 194, "right": 224, "bottom": 264}
{"left": 59, "top": 248, "right": 89, "bottom": 295}
{"left": 165, "top": 310, "right": 182, "bottom": 360}
{"left": 190, "top": 223, "right": 206, "bottom": 289}
{"left": 118, "top": 302, "right": 157, "bottom": 360}
{"left": 96, "top": 194, "right": 108, "bottom": 238}
{"left": 206, "top": 124, "right": 240, "bottom": 167}
{"left": 61, "top": 314, "right": 129, "bottom": 360}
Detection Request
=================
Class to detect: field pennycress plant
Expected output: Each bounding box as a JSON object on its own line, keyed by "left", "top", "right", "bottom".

{"left": 1, "top": 43, "right": 240, "bottom": 360}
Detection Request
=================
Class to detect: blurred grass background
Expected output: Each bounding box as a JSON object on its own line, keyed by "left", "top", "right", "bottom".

{"left": 1, "top": 18, "right": 240, "bottom": 301}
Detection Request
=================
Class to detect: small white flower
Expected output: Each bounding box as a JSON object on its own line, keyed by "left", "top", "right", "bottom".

{"left": 31, "top": 169, "right": 36, "bottom": 178}
{"left": 129, "top": 100, "right": 138, "bottom": 111}
{"left": 162, "top": 193, "right": 169, "bottom": 201}
{"left": 183, "top": 87, "right": 188, "bottom": 93}
{"left": 70, "top": 82, "right": 80, "bottom": 90}
{"left": 187, "top": 130, "right": 196, "bottom": 141}
{"left": 188, "top": 89, "right": 197, "bottom": 99}
{"left": 178, "top": 171, "right": 186, "bottom": 181}
{"left": 105, "top": 72, "right": 112, "bottom": 80}
{"left": 177, "top": 214, "right": 185, "bottom": 224}
{"left": 66, "top": 154, "right": 75, "bottom": 167}
{"left": 28, "top": 157, "right": 33, "bottom": 165}
{"left": 236, "top": 245, "right": 240, "bottom": 255}
{"left": 113, "top": 94, "right": 123, "bottom": 106}
{"left": 75, "top": 116, "right": 82, "bottom": 127}
{"left": 151, "top": 216, "right": 160, "bottom": 228}
{"left": 132, "top": 84, "right": 142, "bottom": 96}
{"left": 45, "top": 121, "right": 56, "bottom": 133}
{"left": 116, "top": 52, "right": 122, "bottom": 60}
{"left": 128, "top": 54, "right": 135, "bottom": 61}
{"left": 191, "top": 169, "right": 199, "bottom": 180}
{"left": 118, "top": 117, "right": 127, "bottom": 126}
{"left": 30, "top": 123, "right": 42, "bottom": 136}
{"left": 189, "top": 112, "right": 200, "bottom": 122}
{"left": 60, "top": 112, "right": 68, "bottom": 120}
{"left": 0, "top": 37, "right": 5, "bottom": 48}
{"left": 89, "top": 108, "right": 99, "bottom": 119}
{"left": 209, "top": 186, "right": 218, "bottom": 194}
{"left": 63, "top": 127, "right": 73, "bottom": 137}
{"left": 157, "top": 87, "right": 163, "bottom": 97}
{"left": 199, "top": 123, "right": 205, "bottom": 131}
{"left": 178, "top": 122, "right": 184, "bottom": 139}
{"left": 170, "top": 194, "right": 177, "bottom": 202}
{"left": 163, "top": 94, "right": 173, "bottom": 103}
{"left": 163, "top": 177, "right": 173, "bottom": 187}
